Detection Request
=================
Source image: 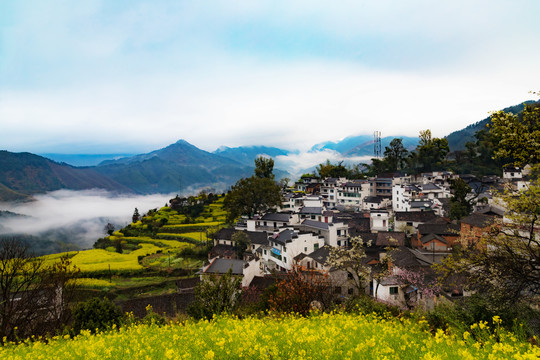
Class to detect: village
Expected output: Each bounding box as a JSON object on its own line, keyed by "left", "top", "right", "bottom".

{"left": 195, "top": 165, "right": 532, "bottom": 310}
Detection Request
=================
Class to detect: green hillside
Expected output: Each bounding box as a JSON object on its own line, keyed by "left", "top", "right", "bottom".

{"left": 446, "top": 100, "right": 540, "bottom": 151}
{"left": 41, "top": 194, "right": 226, "bottom": 298}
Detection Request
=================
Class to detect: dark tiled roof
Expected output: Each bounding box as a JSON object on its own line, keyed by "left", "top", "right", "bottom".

{"left": 214, "top": 228, "right": 236, "bottom": 240}
{"left": 300, "top": 207, "right": 323, "bottom": 215}
{"left": 410, "top": 200, "right": 433, "bottom": 208}
{"left": 301, "top": 219, "right": 330, "bottom": 230}
{"left": 395, "top": 211, "right": 438, "bottom": 223}
{"left": 376, "top": 232, "right": 405, "bottom": 247}
{"left": 261, "top": 213, "right": 291, "bottom": 222}
{"left": 419, "top": 233, "right": 447, "bottom": 244}
{"left": 418, "top": 223, "right": 460, "bottom": 236}
{"left": 272, "top": 229, "right": 297, "bottom": 245}
{"left": 364, "top": 196, "right": 383, "bottom": 204}
{"left": 244, "top": 231, "right": 269, "bottom": 245}
{"left": 391, "top": 246, "right": 433, "bottom": 268}
{"left": 204, "top": 258, "right": 245, "bottom": 275}
{"left": 307, "top": 245, "right": 332, "bottom": 265}
{"left": 421, "top": 183, "right": 442, "bottom": 191}
{"left": 209, "top": 244, "right": 236, "bottom": 258}
{"left": 343, "top": 182, "right": 364, "bottom": 188}
{"left": 355, "top": 232, "right": 378, "bottom": 244}
{"left": 461, "top": 213, "right": 497, "bottom": 228}
{"left": 477, "top": 206, "right": 504, "bottom": 217}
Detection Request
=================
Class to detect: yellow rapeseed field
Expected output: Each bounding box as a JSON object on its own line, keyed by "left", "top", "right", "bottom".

{"left": 69, "top": 244, "right": 160, "bottom": 272}
{"left": 1, "top": 313, "right": 538, "bottom": 359}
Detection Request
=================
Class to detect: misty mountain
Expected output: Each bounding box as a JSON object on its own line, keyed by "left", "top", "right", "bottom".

{"left": 39, "top": 153, "right": 136, "bottom": 167}
{"left": 213, "top": 145, "right": 291, "bottom": 167}
{"left": 95, "top": 140, "right": 254, "bottom": 194}
{"left": 446, "top": 99, "right": 540, "bottom": 152}
{"left": 0, "top": 151, "right": 132, "bottom": 201}
{"left": 311, "top": 134, "right": 419, "bottom": 157}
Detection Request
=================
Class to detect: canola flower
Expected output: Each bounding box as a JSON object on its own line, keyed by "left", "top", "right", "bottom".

{"left": 0, "top": 313, "right": 538, "bottom": 359}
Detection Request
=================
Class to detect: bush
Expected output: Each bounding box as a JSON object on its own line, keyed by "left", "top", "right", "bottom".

{"left": 71, "top": 297, "right": 124, "bottom": 334}
{"left": 343, "top": 295, "right": 402, "bottom": 317}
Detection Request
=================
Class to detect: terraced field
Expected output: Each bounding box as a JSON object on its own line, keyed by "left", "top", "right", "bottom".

{"left": 41, "top": 194, "right": 226, "bottom": 297}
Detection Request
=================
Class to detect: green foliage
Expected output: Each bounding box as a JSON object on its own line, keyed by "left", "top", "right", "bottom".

{"left": 343, "top": 295, "right": 402, "bottom": 318}
{"left": 409, "top": 129, "right": 449, "bottom": 173}
{"left": 254, "top": 156, "right": 275, "bottom": 179}
{"left": 187, "top": 269, "right": 241, "bottom": 320}
{"left": 223, "top": 176, "right": 282, "bottom": 223}
{"left": 489, "top": 100, "right": 540, "bottom": 167}
{"left": 383, "top": 138, "right": 408, "bottom": 171}
{"left": 71, "top": 297, "right": 124, "bottom": 334}
{"left": 231, "top": 231, "right": 250, "bottom": 258}
{"left": 448, "top": 178, "right": 474, "bottom": 220}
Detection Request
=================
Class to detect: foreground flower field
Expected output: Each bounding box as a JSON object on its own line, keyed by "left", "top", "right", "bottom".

{"left": 1, "top": 313, "right": 538, "bottom": 360}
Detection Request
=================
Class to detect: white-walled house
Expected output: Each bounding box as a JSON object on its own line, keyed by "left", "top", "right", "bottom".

{"left": 337, "top": 181, "right": 370, "bottom": 209}
{"left": 370, "top": 210, "right": 390, "bottom": 232}
{"left": 261, "top": 228, "right": 325, "bottom": 272}
{"left": 297, "top": 219, "right": 349, "bottom": 247}
{"left": 199, "top": 257, "right": 263, "bottom": 287}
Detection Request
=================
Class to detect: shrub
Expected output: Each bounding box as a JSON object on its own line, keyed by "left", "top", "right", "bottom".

{"left": 71, "top": 297, "right": 124, "bottom": 334}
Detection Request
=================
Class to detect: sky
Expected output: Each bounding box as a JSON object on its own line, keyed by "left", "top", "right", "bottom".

{"left": 1, "top": 0, "right": 539, "bottom": 154}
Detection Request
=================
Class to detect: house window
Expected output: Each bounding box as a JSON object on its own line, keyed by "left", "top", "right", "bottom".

{"left": 337, "top": 229, "right": 341, "bottom": 236}
{"left": 264, "top": 250, "right": 267, "bottom": 255}
{"left": 284, "top": 257, "right": 287, "bottom": 263}
{"left": 337, "top": 240, "right": 341, "bottom": 246}
{"left": 304, "top": 247, "right": 307, "bottom": 252}
{"left": 348, "top": 288, "right": 354, "bottom": 295}
{"left": 334, "top": 286, "right": 341, "bottom": 294}
{"left": 314, "top": 243, "right": 319, "bottom": 251}
{"left": 389, "top": 287, "right": 398, "bottom": 295}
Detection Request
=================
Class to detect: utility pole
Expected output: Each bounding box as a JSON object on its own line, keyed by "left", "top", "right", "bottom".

{"left": 374, "top": 131, "right": 382, "bottom": 158}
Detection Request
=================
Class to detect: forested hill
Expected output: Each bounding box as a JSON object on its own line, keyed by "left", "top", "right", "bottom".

{"left": 0, "top": 151, "right": 132, "bottom": 201}
{"left": 446, "top": 100, "right": 540, "bottom": 151}
{"left": 0, "top": 140, "right": 256, "bottom": 201}
{"left": 94, "top": 140, "right": 254, "bottom": 194}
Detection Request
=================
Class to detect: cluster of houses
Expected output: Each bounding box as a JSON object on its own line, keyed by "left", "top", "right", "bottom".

{"left": 193, "top": 166, "right": 531, "bottom": 309}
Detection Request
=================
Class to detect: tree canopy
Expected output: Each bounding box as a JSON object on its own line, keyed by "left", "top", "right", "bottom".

{"left": 223, "top": 157, "right": 282, "bottom": 223}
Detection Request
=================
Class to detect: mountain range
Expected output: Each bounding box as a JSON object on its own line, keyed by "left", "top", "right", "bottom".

{"left": 1, "top": 99, "right": 536, "bottom": 202}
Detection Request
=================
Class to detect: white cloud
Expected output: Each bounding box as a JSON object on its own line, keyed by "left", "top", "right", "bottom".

{"left": 0, "top": 190, "right": 175, "bottom": 247}
{"left": 275, "top": 149, "right": 372, "bottom": 179}
{"left": 0, "top": 1, "right": 539, "bottom": 154}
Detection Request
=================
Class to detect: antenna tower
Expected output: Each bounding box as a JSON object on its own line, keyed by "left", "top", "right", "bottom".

{"left": 374, "top": 131, "right": 382, "bottom": 158}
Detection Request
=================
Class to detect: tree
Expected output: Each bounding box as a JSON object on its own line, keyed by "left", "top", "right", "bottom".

{"left": 316, "top": 160, "right": 349, "bottom": 179}
{"left": 441, "top": 95, "right": 540, "bottom": 306}
{"left": 383, "top": 138, "right": 409, "bottom": 171}
{"left": 0, "top": 239, "right": 79, "bottom": 342}
{"left": 441, "top": 181, "right": 540, "bottom": 306}
{"left": 232, "top": 231, "right": 251, "bottom": 258}
{"left": 104, "top": 222, "right": 115, "bottom": 236}
{"left": 132, "top": 208, "right": 140, "bottom": 223}
{"left": 488, "top": 100, "right": 540, "bottom": 167}
{"left": 223, "top": 176, "right": 282, "bottom": 223}
{"left": 267, "top": 265, "right": 333, "bottom": 315}
{"left": 448, "top": 178, "right": 474, "bottom": 220}
{"left": 325, "top": 236, "right": 372, "bottom": 295}
{"left": 410, "top": 129, "right": 449, "bottom": 173}
{"left": 254, "top": 156, "right": 275, "bottom": 179}
{"left": 187, "top": 269, "right": 241, "bottom": 319}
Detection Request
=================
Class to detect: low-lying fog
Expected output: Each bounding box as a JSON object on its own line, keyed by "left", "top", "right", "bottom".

{"left": 0, "top": 189, "right": 176, "bottom": 252}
